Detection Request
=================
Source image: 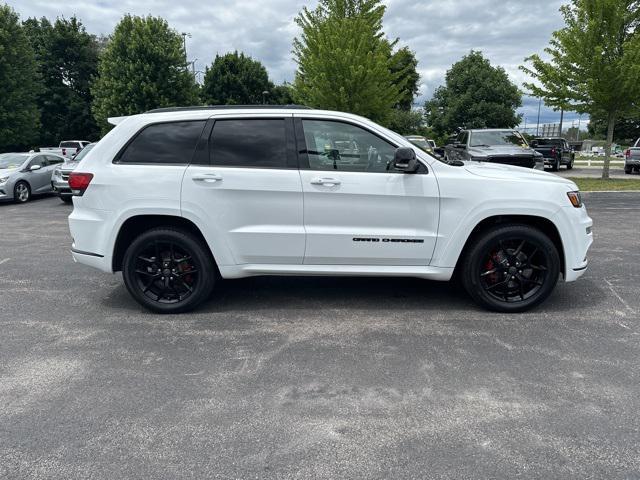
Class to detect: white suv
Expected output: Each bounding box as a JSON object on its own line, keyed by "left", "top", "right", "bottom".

{"left": 68, "top": 106, "right": 593, "bottom": 313}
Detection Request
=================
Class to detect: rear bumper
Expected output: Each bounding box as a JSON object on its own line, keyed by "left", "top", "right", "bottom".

{"left": 68, "top": 205, "right": 114, "bottom": 272}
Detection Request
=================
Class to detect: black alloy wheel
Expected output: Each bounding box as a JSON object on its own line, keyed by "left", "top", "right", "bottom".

{"left": 462, "top": 225, "right": 560, "bottom": 312}
{"left": 122, "top": 228, "right": 216, "bottom": 313}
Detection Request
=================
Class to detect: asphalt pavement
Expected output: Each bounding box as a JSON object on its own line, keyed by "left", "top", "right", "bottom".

{"left": 1, "top": 193, "right": 639, "bottom": 479}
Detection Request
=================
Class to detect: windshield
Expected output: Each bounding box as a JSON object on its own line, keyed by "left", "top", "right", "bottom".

{"left": 0, "top": 153, "right": 28, "bottom": 169}
{"left": 406, "top": 137, "right": 430, "bottom": 150}
{"left": 534, "top": 138, "right": 563, "bottom": 146}
{"left": 60, "top": 141, "right": 80, "bottom": 148}
{"left": 470, "top": 131, "right": 528, "bottom": 147}
{"left": 71, "top": 143, "right": 96, "bottom": 162}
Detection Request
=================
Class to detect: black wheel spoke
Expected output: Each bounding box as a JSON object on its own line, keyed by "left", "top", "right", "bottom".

{"left": 133, "top": 240, "right": 199, "bottom": 305}
{"left": 514, "top": 240, "right": 525, "bottom": 256}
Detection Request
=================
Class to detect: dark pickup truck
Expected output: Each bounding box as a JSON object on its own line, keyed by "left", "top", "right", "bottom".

{"left": 530, "top": 137, "right": 575, "bottom": 171}
{"left": 625, "top": 138, "right": 640, "bottom": 174}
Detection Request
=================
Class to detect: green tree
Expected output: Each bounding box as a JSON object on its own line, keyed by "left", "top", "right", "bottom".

{"left": 520, "top": 0, "right": 640, "bottom": 179}
{"left": 386, "top": 108, "right": 424, "bottom": 135}
{"left": 92, "top": 15, "right": 198, "bottom": 132}
{"left": 0, "top": 4, "right": 40, "bottom": 151}
{"left": 389, "top": 46, "right": 420, "bottom": 110}
{"left": 425, "top": 51, "right": 522, "bottom": 137}
{"left": 292, "top": 0, "right": 403, "bottom": 123}
{"left": 201, "top": 51, "right": 272, "bottom": 105}
{"left": 269, "top": 83, "right": 295, "bottom": 105}
{"left": 588, "top": 111, "right": 640, "bottom": 144}
{"left": 23, "top": 16, "right": 100, "bottom": 145}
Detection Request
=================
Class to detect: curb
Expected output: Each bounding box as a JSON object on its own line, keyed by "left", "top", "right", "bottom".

{"left": 582, "top": 190, "right": 640, "bottom": 193}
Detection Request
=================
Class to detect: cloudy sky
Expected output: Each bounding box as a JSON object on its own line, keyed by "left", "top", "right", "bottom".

{"left": 12, "top": 0, "right": 587, "bottom": 128}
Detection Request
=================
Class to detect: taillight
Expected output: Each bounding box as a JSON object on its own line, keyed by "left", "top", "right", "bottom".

{"left": 68, "top": 172, "right": 93, "bottom": 196}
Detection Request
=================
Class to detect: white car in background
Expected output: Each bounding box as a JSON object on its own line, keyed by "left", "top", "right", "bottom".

{"left": 41, "top": 140, "right": 91, "bottom": 159}
{"left": 67, "top": 106, "right": 593, "bottom": 314}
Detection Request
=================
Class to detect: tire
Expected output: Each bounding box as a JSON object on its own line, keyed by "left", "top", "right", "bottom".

{"left": 461, "top": 224, "right": 560, "bottom": 313}
{"left": 625, "top": 166, "right": 632, "bottom": 174}
{"left": 566, "top": 157, "right": 574, "bottom": 170}
{"left": 61, "top": 196, "right": 73, "bottom": 204}
{"left": 122, "top": 227, "right": 216, "bottom": 313}
{"left": 13, "top": 181, "right": 31, "bottom": 203}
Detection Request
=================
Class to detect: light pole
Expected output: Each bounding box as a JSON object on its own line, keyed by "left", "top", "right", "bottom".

{"left": 262, "top": 90, "right": 269, "bottom": 105}
{"left": 181, "top": 32, "right": 191, "bottom": 60}
{"left": 536, "top": 97, "right": 542, "bottom": 136}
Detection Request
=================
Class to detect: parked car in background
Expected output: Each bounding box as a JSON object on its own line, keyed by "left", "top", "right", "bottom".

{"left": 40, "top": 140, "right": 91, "bottom": 159}
{"left": 405, "top": 135, "right": 437, "bottom": 155}
{"left": 444, "top": 129, "right": 544, "bottom": 169}
{"left": 0, "top": 152, "right": 64, "bottom": 203}
{"left": 68, "top": 106, "right": 591, "bottom": 315}
{"left": 530, "top": 137, "right": 575, "bottom": 171}
{"left": 52, "top": 142, "right": 97, "bottom": 203}
{"left": 625, "top": 138, "right": 640, "bottom": 174}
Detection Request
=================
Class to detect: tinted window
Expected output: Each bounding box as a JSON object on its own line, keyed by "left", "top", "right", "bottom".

{"left": 302, "top": 120, "right": 397, "bottom": 173}
{"left": 118, "top": 121, "right": 206, "bottom": 164}
{"left": 60, "top": 141, "right": 81, "bottom": 148}
{"left": 28, "top": 155, "right": 45, "bottom": 168}
{"left": 210, "top": 119, "right": 287, "bottom": 168}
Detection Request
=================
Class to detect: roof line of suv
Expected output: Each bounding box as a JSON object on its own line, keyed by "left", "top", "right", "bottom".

{"left": 146, "top": 105, "right": 312, "bottom": 114}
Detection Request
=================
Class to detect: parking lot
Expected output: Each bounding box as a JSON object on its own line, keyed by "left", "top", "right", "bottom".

{"left": 1, "top": 193, "right": 639, "bottom": 479}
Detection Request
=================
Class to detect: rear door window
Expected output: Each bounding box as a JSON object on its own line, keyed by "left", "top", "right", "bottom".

{"left": 209, "top": 119, "right": 288, "bottom": 168}
{"left": 117, "top": 121, "right": 206, "bottom": 164}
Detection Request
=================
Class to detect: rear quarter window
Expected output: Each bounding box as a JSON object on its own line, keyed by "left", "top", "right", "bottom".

{"left": 117, "top": 121, "right": 206, "bottom": 164}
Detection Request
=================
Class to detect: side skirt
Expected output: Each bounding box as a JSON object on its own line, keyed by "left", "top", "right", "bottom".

{"left": 218, "top": 264, "right": 454, "bottom": 281}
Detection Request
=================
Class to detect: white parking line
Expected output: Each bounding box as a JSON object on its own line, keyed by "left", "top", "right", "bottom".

{"left": 0, "top": 258, "right": 10, "bottom": 266}
{"left": 604, "top": 278, "right": 636, "bottom": 315}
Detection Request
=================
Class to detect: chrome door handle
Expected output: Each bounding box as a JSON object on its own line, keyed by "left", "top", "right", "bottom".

{"left": 192, "top": 173, "right": 222, "bottom": 183}
{"left": 310, "top": 177, "right": 341, "bottom": 186}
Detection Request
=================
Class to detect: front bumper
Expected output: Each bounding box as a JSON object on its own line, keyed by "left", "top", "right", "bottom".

{"left": 0, "top": 181, "right": 15, "bottom": 202}
{"left": 551, "top": 205, "right": 593, "bottom": 282}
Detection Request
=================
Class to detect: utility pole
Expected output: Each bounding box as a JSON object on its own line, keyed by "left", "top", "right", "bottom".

{"left": 559, "top": 107, "right": 564, "bottom": 137}
{"left": 536, "top": 98, "right": 542, "bottom": 136}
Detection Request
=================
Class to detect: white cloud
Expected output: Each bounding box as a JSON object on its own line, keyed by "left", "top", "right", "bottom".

{"left": 11, "top": 0, "right": 580, "bottom": 124}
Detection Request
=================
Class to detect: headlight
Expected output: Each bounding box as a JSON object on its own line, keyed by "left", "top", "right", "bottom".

{"left": 0, "top": 176, "right": 8, "bottom": 184}
{"left": 567, "top": 191, "right": 582, "bottom": 208}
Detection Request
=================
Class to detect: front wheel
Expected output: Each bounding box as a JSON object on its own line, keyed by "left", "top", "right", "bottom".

{"left": 122, "top": 228, "right": 216, "bottom": 313}
{"left": 461, "top": 225, "right": 560, "bottom": 312}
{"left": 625, "top": 166, "right": 632, "bottom": 174}
{"left": 14, "top": 181, "right": 31, "bottom": 203}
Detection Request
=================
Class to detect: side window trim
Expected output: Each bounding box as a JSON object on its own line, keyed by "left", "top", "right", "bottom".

{"left": 206, "top": 116, "right": 296, "bottom": 170}
{"left": 113, "top": 119, "right": 207, "bottom": 165}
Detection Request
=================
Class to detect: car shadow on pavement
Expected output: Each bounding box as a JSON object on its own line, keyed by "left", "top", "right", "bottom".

{"left": 99, "top": 274, "right": 607, "bottom": 318}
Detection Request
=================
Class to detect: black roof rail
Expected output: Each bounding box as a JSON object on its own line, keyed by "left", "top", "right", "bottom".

{"left": 145, "top": 105, "right": 312, "bottom": 114}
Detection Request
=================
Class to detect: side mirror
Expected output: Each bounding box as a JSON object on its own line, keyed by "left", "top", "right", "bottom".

{"left": 393, "top": 147, "right": 419, "bottom": 173}
{"left": 29, "top": 164, "right": 42, "bottom": 171}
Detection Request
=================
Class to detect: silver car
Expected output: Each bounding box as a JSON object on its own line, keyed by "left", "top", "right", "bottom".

{"left": 0, "top": 152, "right": 65, "bottom": 203}
{"left": 51, "top": 142, "right": 97, "bottom": 203}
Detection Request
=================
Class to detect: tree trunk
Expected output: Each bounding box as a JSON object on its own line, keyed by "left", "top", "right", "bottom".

{"left": 601, "top": 111, "right": 616, "bottom": 180}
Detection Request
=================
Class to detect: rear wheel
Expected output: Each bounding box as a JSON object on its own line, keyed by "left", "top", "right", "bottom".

{"left": 61, "top": 196, "right": 73, "bottom": 204}
{"left": 122, "top": 228, "right": 216, "bottom": 313}
{"left": 14, "top": 181, "right": 31, "bottom": 203}
{"left": 461, "top": 225, "right": 560, "bottom": 312}
{"left": 567, "top": 157, "right": 574, "bottom": 170}
{"left": 625, "top": 166, "right": 632, "bottom": 174}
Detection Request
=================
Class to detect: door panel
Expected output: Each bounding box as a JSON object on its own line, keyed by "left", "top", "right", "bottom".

{"left": 300, "top": 171, "right": 438, "bottom": 265}
{"left": 181, "top": 116, "right": 304, "bottom": 265}
{"left": 183, "top": 166, "right": 304, "bottom": 264}
{"left": 296, "top": 118, "right": 439, "bottom": 266}
{"left": 27, "top": 155, "right": 49, "bottom": 193}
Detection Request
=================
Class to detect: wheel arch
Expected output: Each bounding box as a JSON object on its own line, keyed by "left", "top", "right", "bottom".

{"left": 112, "top": 214, "right": 214, "bottom": 272}
{"left": 453, "top": 214, "right": 566, "bottom": 279}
